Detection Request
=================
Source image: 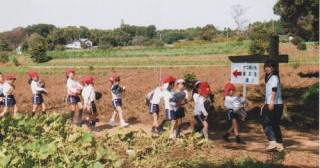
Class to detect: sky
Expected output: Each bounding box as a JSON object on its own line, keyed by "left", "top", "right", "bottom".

{"left": 0, "top": 0, "right": 280, "bottom": 32}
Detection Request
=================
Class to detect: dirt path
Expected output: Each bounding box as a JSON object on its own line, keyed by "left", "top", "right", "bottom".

{"left": 82, "top": 121, "right": 319, "bottom": 168}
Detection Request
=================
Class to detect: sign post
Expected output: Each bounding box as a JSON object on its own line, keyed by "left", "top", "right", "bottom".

{"left": 231, "top": 63, "right": 260, "bottom": 106}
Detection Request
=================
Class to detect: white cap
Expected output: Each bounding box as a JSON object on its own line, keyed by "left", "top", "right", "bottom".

{"left": 176, "top": 79, "right": 185, "bottom": 84}
{"left": 195, "top": 81, "right": 202, "bottom": 86}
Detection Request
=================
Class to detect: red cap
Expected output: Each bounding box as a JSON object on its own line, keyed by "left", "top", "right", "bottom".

{"left": 66, "top": 68, "right": 75, "bottom": 74}
{"left": 28, "top": 71, "right": 39, "bottom": 78}
{"left": 199, "top": 82, "right": 209, "bottom": 88}
{"left": 6, "top": 74, "right": 16, "bottom": 80}
{"left": 81, "top": 76, "right": 94, "bottom": 84}
{"left": 223, "top": 83, "right": 235, "bottom": 96}
{"left": 198, "top": 86, "right": 212, "bottom": 96}
{"left": 109, "top": 74, "right": 120, "bottom": 82}
{"left": 161, "top": 76, "right": 176, "bottom": 84}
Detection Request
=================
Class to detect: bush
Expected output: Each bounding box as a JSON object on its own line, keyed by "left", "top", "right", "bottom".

{"left": 290, "top": 36, "right": 301, "bottom": 45}
{"left": 0, "top": 51, "right": 9, "bottom": 63}
{"left": 12, "top": 57, "right": 20, "bottom": 66}
{"left": 301, "top": 82, "right": 319, "bottom": 107}
{"left": 55, "top": 45, "right": 66, "bottom": 51}
{"left": 249, "top": 40, "right": 265, "bottom": 55}
{"left": 29, "top": 43, "right": 52, "bottom": 63}
{"left": 183, "top": 72, "right": 197, "bottom": 90}
{"left": 98, "top": 43, "right": 112, "bottom": 50}
{"left": 297, "top": 42, "right": 307, "bottom": 50}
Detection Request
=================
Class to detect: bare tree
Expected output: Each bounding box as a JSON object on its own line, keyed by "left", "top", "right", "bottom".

{"left": 231, "top": 5, "right": 249, "bottom": 35}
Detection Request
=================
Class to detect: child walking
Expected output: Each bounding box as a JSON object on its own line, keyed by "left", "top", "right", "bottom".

{"left": 0, "top": 74, "right": 18, "bottom": 118}
{"left": 0, "top": 72, "right": 4, "bottom": 108}
{"left": 81, "top": 76, "right": 98, "bottom": 127}
{"left": 66, "top": 69, "right": 84, "bottom": 125}
{"left": 222, "top": 83, "right": 245, "bottom": 144}
{"left": 174, "top": 79, "right": 188, "bottom": 136}
{"left": 108, "top": 74, "right": 129, "bottom": 127}
{"left": 146, "top": 84, "right": 163, "bottom": 134}
{"left": 193, "top": 82, "right": 211, "bottom": 139}
{"left": 160, "top": 76, "right": 177, "bottom": 138}
{"left": 28, "top": 71, "right": 47, "bottom": 115}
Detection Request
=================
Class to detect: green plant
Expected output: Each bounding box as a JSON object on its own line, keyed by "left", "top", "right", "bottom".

{"left": 301, "top": 82, "right": 319, "bottom": 107}
{"left": 0, "top": 51, "right": 9, "bottom": 63}
{"left": 183, "top": 72, "right": 197, "bottom": 90}
{"left": 12, "top": 57, "right": 20, "bottom": 66}
{"left": 55, "top": 45, "right": 66, "bottom": 51}
{"left": 249, "top": 40, "right": 265, "bottom": 55}
{"left": 297, "top": 42, "right": 307, "bottom": 50}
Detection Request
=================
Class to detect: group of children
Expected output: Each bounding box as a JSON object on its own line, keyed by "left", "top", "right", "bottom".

{"left": 146, "top": 76, "right": 245, "bottom": 142}
{"left": 0, "top": 69, "right": 246, "bottom": 142}
{"left": 0, "top": 69, "right": 129, "bottom": 128}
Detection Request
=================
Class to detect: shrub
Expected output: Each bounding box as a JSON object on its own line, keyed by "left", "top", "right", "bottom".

{"left": 290, "top": 36, "right": 301, "bottom": 45}
{"left": 301, "top": 82, "right": 319, "bottom": 108}
{"left": 29, "top": 43, "right": 52, "bottom": 63}
{"left": 98, "top": 43, "right": 112, "bottom": 50}
{"left": 12, "top": 57, "right": 20, "bottom": 66}
{"left": 183, "top": 72, "right": 197, "bottom": 90}
{"left": 55, "top": 45, "right": 66, "bottom": 51}
{"left": 249, "top": 40, "right": 265, "bottom": 55}
{"left": 0, "top": 51, "right": 9, "bottom": 63}
{"left": 297, "top": 42, "right": 307, "bottom": 50}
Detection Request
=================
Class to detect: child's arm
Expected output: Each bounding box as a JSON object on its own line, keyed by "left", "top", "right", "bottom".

{"left": 32, "top": 82, "right": 46, "bottom": 92}
{"left": 200, "top": 98, "right": 209, "bottom": 117}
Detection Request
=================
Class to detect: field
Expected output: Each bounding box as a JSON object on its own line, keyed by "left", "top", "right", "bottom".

{"left": 0, "top": 42, "right": 319, "bottom": 167}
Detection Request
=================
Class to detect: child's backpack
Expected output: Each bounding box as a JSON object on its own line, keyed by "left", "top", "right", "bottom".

{"left": 95, "top": 92, "right": 102, "bottom": 100}
{"left": 170, "top": 91, "right": 186, "bottom": 103}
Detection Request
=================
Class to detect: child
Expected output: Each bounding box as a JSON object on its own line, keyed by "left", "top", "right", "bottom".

{"left": 81, "top": 76, "right": 98, "bottom": 127}
{"left": 174, "top": 79, "right": 188, "bottom": 136}
{"left": 160, "top": 76, "right": 177, "bottom": 138}
{"left": 0, "top": 72, "right": 4, "bottom": 108}
{"left": 222, "top": 83, "right": 245, "bottom": 144}
{"left": 0, "top": 74, "right": 18, "bottom": 118}
{"left": 28, "top": 71, "right": 47, "bottom": 115}
{"left": 108, "top": 74, "right": 129, "bottom": 127}
{"left": 66, "top": 69, "right": 83, "bottom": 125}
{"left": 146, "top": 84, "right": 163, "bottom": 134}
{"left": 193, "top": 82, "right": 211, "bottom": 139}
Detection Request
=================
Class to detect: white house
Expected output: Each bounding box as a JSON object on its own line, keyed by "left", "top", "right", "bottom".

{"left": 66, "top": 38, "right": 93, "bottom": 49}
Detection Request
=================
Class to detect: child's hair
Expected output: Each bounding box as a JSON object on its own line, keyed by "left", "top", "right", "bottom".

{"left": 264, "top": 59, "right": 280, "bottom": 82}
{"left": 28, "top": 78, "right": 32, "bottom": 85}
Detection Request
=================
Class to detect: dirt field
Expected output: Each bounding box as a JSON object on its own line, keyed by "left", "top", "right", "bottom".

{"left": 7, "top": 63, "right": 319, "bottom": 168}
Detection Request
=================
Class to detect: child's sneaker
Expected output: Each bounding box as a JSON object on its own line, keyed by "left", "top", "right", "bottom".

{"left": 236, "top": 136, "right": 245, "bottom": 144}
{"left": 223, "top": 133, "right": 230, "bottom": 142}
{"left": 266, "top": 141, "right": 277, "bottom": 151}
{"left": 169, "top": 133, "right": 176, "bottom": 139}
{"left": 276, "top": 143, "right": 284, "bottom": 152}
{"left": 108, "top": 119, "right": 116, "bottom": 126}
{"left": 120, "top": 121, "right": 129, "bottom": 127}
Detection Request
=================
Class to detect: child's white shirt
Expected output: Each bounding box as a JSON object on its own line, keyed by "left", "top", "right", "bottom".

{"left": 82, "top": 85, "right": 96, "bottom": 106}
{"left": 162, "top": 89, "right": 175, "bottom": 110}
{"left": 149, "top": 87, "right": 163, "bottom": 105}
{"left": 224, "top": 95, "right": 244, "bottom": 111}
{"left": 67, "top": 78, "right": 83, "bottom": 95}
{"left": 193, "top": 94, "right": 208, "bottom": 117}
{"left": 31, "top": 80, "right": 45, "bottom": 95}
{"left": 3, "top": 82, "right": 13, "bottom": 96}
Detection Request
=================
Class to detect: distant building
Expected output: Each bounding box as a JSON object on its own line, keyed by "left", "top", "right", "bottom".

{"left": 66, "top": 38, "right": 93, "bottom": 49}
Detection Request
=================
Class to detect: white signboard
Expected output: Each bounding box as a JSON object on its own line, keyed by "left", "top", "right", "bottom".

{"left": 231, "top": 63, "right": 259, "bottom": 85}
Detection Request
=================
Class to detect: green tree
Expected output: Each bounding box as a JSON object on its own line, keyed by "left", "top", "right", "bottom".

{"left": 274, "top": 0, "right": 319, "bottom": 41}
{"left": 26, "top": 24, "right": 56, "bottom": 38}
{"left": 199, "top": 24, "right": 217, "bottom": 40}
{"left": 27, "top": 33, "right": 51, "bottom": 63}
{"left": 0, "top": 39, "right": 10, "bottom": 51}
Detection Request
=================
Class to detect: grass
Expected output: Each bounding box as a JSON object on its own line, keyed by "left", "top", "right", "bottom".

{"left": 47, "top": 41, "right": 250, "bottom": 59}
